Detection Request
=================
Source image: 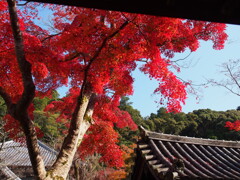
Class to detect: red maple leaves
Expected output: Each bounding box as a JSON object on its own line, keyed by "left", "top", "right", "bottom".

{"left": 0, "top": 5, "right": 227, "bottom": 112}
{"left": 93, "top": 95, "right": 137, "bottom": 130}
{"left": 225, "top": 120, "right": 240, "bottom": 131}
{"left": 79, "top": 121, "right": 125, "bottom": 167}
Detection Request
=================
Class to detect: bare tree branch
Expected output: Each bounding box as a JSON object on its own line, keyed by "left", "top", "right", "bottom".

{"left": 208, "top": 59, "right": 240, "bottom": 97}
{"left": 209, "top": 79, "right": 240, "bottom": 96}
{"left": 226, "top": 64, "right": 240, "bottom": 90}
{"left": 171, "top": 52, "right": 192, "bottom": 63}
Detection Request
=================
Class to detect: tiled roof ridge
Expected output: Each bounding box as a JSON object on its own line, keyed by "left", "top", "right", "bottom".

{"left": 37, "top": 140, "right": 58, "bottom": 155}
{"left": 0, "top": 166, "right": 21, "bottom": 180}
{"left": 1, "top": 140, "right": 14, "bottom": 145}
{"left": 0, "top": 140, "right": 58, "bottom": 154}
{"left": 139, "top": 126, "right": 240, "bottom": 148}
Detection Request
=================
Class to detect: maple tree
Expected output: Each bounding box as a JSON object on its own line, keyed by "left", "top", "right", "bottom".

{"left": 225, "top": 120, "right": 240, "bottom": 132}
{"left": 224, "top": 113, "right": 240, "bottom": 139}
{"left": 0, "top": 0, "right": 228, "bottom": 179}
{"left": 106, "top": 144, "right": 135, "bottom": 179}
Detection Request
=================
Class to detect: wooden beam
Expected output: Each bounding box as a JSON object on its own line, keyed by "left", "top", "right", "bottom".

{"left": 28, "top": 0, "right": 240, "bottom": 25}
{"left": 139, "top": 126, "right": 240, "bottom": 148}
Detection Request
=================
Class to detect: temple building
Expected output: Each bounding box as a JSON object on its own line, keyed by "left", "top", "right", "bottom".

{"left": 0, "top": 140, "right": 57, "bottom": 179}
{"left": 132, "top": 126, "right": 240, "bottom": 180}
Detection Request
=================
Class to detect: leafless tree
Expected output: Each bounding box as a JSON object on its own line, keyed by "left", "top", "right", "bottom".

{"left": 208, "top": 59, "right": 240, "bottom": 96}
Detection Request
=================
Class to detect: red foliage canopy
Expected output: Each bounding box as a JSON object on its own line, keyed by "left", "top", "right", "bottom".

{"left": 0, "top": 4, "right": 228, "bottom": 111}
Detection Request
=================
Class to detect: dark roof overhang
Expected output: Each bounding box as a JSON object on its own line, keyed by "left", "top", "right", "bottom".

{"left": 28, "top": 0, "right": 240, "bottom": 25}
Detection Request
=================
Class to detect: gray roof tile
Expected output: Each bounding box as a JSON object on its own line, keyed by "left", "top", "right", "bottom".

{"left": 0, "top": 140, "right": 57, "bottom": 167}
{"left": 133, "top": 126, "right": 240, "bottom": 179}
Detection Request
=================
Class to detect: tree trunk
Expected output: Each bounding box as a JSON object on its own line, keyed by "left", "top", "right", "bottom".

{"left": 7, "top": 1, "right": 96, "bottom": 175}
{"left": 19, "top": 116, "right": 47, "bottom": 179}
{"left": 7, "top": 0, "right": 47, "bottom": 179}
{"left": 48, "top": 92, "right": 95, "bottom": 179}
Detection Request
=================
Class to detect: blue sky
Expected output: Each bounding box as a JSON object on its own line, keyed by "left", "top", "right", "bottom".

{"left": 129, "top": 24, "right": 240, "bottom": 117}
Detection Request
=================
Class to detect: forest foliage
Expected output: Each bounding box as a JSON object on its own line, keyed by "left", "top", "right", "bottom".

{"left": 120, "top": 96, "right": 240, "bottom": 141}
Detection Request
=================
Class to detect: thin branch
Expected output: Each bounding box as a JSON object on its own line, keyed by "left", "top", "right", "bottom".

{"left": 171, "top": 52, "right": 192, "bottom": 63}
{"left": 62, "top": 51, "right": 88, "bottom": 62}
{"left": 121, "top": 13, "right": 149, "bottom": 45}
{"left": 209, "top": 79, "right": 240, "bottom": 96}
{"left": 90, "top": 20, "right": 129, "bottom": 62}
{"left": 177, "top": 76, "right": 208, "bottom": 87}
{"left": 208, "top": 60, "right": 240, "bottom": 97}
{"left": 120, "top": 13, "right": 137, "bottom": 24}
{"left": 226, "top": 64, "right": 240, "bottom": 90}
{"left": 136, "top": 58, "right": 148, "bottom": 63}
{"left": 17, "top": 2, "right": 29, "bottom": 6}
{"left": 41, "top": 33, "right": 61, "bottom": 43}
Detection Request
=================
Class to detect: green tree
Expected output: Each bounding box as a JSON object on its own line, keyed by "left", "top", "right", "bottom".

{"left": 0, "top": 97, "right": 7, "bottom": 145}
{"left": 143, "top": 107, "right": 187, "bottom": 134}
{"left": 33, "top": 90, "right": 59, "bottom": 111}
{"left": 141, "top": 107, "right": 240, "bottom": 141}
{"left": 182, "top": 109, "right": 240, "bottom": 140}
{"left": 0, "top": 97, "right": 6, "bottom": 118}
{"left": 119, "top": 97, "right": 143, "bottom": 126}
{"left": 115, "top": 97, "right": 144, "bottom": 146}
{"left": 34, "top": 111, "right": 63, "bottom": 148}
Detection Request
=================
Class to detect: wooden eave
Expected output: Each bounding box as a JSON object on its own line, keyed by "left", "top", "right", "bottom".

{"left": 28, "top": 0, "right": 240, "bottom": 25}
{"left": 141, "top": 126, "right": 240, "bottom": 148}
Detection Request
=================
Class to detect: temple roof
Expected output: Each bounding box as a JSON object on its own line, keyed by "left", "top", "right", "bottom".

{"left": 0, "top": 140, "right": 57, "bottom": 167}
{"left": 133, "top": 126, "right": 240, "bottom": 179}
{"left": 0, "top": 140, "right": 57, "bottom": 179}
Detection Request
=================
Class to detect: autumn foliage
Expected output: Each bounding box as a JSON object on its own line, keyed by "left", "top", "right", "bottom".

{"left": 225, "top": 120, "right": 240, "bottom": 131}
{"left": 0, "top": 0, "right": 228, "bottom": 178}
{"left": 0, "top": 3, "right": 227, "bottom": 112}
